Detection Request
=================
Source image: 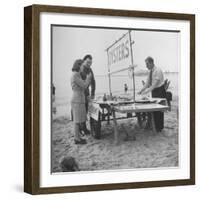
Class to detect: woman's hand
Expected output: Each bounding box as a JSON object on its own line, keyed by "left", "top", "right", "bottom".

{"left": 87, "top": 72, "right": 92, "bottom": 80}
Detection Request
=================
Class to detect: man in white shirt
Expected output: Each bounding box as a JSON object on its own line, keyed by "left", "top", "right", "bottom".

{"left": 138, "top": 56, "right": 166, "bottom": 132}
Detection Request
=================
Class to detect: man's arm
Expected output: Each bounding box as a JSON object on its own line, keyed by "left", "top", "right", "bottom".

{"left": 142, "top": 79, "right": 159, "bottom": 94}
{"left": 90, "top": 68, "right": 96, "bottom": 98}
{"left": 138, "top": 73, "right": 150, "bottom": 94}
{"left": 143, "top": 69, "right": 163, "bottom": 94}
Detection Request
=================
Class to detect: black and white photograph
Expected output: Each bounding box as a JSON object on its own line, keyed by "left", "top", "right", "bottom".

{"left": 51, "top": 25, "right": 179, "bottom": 173}
{"left": 23, "top": 4, "right": 195, "bottom": 194}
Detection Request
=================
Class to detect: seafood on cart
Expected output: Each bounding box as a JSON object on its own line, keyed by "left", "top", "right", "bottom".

{"left": 88, "top": 95, "right": 169, "bottom": 143}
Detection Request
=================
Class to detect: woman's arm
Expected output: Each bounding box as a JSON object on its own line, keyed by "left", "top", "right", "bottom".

{"left": 73, "top": 73, "right": 91, "bottom": 89}
{"left": 90, "top": 69, "right": 96, "bottom": 97}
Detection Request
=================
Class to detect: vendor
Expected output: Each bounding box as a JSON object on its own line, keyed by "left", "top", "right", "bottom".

{"left": 138, "top": 56, "right": 167, "bottom": 132}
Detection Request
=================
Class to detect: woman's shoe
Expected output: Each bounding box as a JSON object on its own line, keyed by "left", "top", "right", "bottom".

{"left": 74, "top": 138, "right": 87, "bottom": 144}
{"left": 80, "top": 123, "right": 91, "bottom": 135}
{"left": 83, "top": 129, "right": 90, "bottom": 135}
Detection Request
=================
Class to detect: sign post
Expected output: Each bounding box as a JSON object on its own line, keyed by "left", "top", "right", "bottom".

{"left": 128, "top": 30, "right": 135, "bottom": 102}
{"left": 106, "top": 51, "right": 112, "bottom": 97}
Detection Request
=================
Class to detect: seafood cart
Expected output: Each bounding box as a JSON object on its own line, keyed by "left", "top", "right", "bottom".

{"left": 88, "top": 30, "right": 169, "bottom": 143}
{"left": 89, "top": 97, "right": 169, "bottom": 144}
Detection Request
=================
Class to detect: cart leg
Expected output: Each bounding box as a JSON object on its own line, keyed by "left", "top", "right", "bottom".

{"left": 121, "top": 124, "right": 136, "bottom": 141}
{"left": 136, "top": 112, "right": 142, "bottom": 128}
{"left": 112, "top": 110, "right": 119, "bottom": 144}
{"left": 107, "top": 107, "right": 111, "bottom": 125}
{"left": 150, "top": 112, "right": 157, "bottom": 134}
{"left": 90, "top": 117, "right": 101, "bottom": 139}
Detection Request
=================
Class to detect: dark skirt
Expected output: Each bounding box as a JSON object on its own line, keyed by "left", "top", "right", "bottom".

{"left": 152, "top": 85, "right": 167, "bottom": 131}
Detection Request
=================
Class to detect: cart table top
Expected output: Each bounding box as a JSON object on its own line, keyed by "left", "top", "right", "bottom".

{"left": 92, "top": 97, "right": 166, "bottom": 105}
{"left": 114, "top": 103, "right": 169, "bottom": 113}
{"left": 90, "top": 98, "right": 169, "bottom": 113}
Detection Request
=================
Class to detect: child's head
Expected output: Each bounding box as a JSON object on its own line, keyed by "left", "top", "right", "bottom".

{"left": 59, "top": 156, "right": 79, "bottom": 172}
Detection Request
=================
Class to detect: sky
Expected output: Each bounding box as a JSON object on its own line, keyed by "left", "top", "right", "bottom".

{"left": 52, "top": 25, "right": 179, "bottom": 96}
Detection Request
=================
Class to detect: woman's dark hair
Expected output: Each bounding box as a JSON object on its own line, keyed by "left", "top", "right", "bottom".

{"left": 72, "top": 59, "right": 83, "bottom": 72}
{"left": 83, "top": 54, "right": 92, "bottom": 61}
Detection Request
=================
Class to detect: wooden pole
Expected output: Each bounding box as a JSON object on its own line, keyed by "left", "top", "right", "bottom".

{"left": 128, "top": 30, "right": 135, "bottom": 102}
{"left": 106, "top": 50, "right": 112, "bottom": 97}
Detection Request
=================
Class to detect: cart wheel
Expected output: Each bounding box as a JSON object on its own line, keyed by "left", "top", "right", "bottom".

{"left": 90, "top": 117, "right": 101, "bottom": 139}
{"left": 136, "top": 112, "right": 150, "bottom": 129}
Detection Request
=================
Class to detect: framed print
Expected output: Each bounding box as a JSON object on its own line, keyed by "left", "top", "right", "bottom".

{"left": 24, "top": 4, "right": 195, "bottom": 194}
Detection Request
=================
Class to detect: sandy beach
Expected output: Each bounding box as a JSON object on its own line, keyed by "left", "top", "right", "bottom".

{"left": 51, "top": 94, "right": 178, "bottom": 173}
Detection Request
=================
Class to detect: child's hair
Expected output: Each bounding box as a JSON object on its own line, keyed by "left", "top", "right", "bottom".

{"left": 59, "top": 156, "right": 79, "bottom": 172}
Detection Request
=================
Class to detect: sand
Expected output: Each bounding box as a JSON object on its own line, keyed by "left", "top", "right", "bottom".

{"left": 51, "top": 96, "right": 179, "bottom": 173}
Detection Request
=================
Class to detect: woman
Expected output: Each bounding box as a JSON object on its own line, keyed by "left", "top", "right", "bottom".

{"left": 71, "top": 59, "right": 92, "bottom": 144}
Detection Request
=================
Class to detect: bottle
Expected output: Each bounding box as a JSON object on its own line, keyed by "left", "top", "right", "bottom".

{"left": 103, "top": 93, "right": 107, "bottom": 101}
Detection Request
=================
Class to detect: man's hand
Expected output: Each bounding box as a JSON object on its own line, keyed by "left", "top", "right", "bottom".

{"left": 137, "top": 90, "right": 142, "bottom": 95}
{"left": 142, "top": 88, "right": 150, "bottom": 95}
{"left": 87, "top": 72, "right": 92, "bottom": 80}
{"left": 90, "top": 95, "right": 95, "bottom": 100}
{"left": 87, "top": 96, "right": 91, "bottom": 102}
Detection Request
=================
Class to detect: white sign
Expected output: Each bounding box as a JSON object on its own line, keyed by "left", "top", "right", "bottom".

{"left": 107, "top": 32, "right": 132, "bottom": 73}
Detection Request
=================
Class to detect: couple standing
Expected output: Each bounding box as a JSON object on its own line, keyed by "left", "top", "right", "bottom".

{"left": 70, "top": 55, "right": 96, "bottom": 144}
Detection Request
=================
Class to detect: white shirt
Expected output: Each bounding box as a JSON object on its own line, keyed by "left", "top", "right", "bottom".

{"left": 146, "top": 66, "right": 164, "bottom": 88}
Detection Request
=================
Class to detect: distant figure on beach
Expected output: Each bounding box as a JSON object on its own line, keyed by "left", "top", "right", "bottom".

{"left": 124, "top": 83, "right": 128, "bottom": 93}
{"left": 52, "top": 83, "right": 56, "bottom": 101}
{"left": 71, "top": 59, "right": 92, "bottom": 144}
{"left": 141, "top": 80, "right": 145, "bottom": 86}
{"left": 52, "top": 83, "right": 56, "bottom": 114}
{"left": 138, "top": 56, "right": 166, "bottom": 132}
{"left": 80, "top": 54, "right": 96, "bottom": 135}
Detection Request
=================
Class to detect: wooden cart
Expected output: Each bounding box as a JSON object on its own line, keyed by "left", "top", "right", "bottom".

{"left": 89, "top": 98, "right": 169, "bottom": 144}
